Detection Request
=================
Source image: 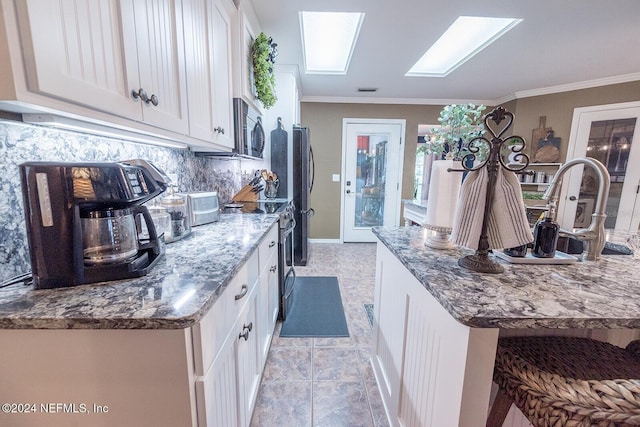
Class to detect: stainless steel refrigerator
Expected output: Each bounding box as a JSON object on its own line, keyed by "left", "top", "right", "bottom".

{"left": 292, "top": 125, "right": 314, "bottom": 265}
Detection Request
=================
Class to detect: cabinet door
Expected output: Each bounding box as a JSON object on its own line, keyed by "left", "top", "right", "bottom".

{"left": 559, "top": 102, "right": 640, "bottom": 231}
{"left": 210, "top": 0, "right": 234, "bottom": 148}
{"left": 236, "top": 283, "right": 261, "bottom": 427}
{"left": 126, "top": 0, "right": 188, "bottom": 134}
{"left": 182, "top": 0, "right": 233, "bottom": 147}
{"left": 258, "top": 248, "right": 278, "bottom": 367}
{"left": 195, "top": 325, "right": 240, "bottom": 427}
{"left": 15, "top": 0, "right": 141, "bottom": 119}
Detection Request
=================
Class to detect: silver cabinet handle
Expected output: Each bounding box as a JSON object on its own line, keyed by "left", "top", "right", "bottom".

{"left": 270, "top": 265, "right": 277, "bottom": 272}
{"left": 238, "top": 322, "right": 253, "bottom": 341}
{"left": 269, "top": 241, "right": 276, "bottom": 248}
{"left": 214, "top": 126, "right": 225, "bottom": 134}
{"left": 234, "top": 284, "right": 248, "bottom": 300}
{"left": 131, "top": 88, "right": 159, "bottom": 106}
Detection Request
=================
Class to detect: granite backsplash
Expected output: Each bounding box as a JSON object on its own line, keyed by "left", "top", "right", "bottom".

{"left": 0, "top": 119, "right": 266, "bottom": 282}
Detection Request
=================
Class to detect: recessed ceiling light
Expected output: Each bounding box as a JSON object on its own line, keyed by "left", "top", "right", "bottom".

{"left": 406, "top": 16, "right": 522, "bottom": 77}
{"left": 300, "top": 11, "right": 365, "bottom": 74}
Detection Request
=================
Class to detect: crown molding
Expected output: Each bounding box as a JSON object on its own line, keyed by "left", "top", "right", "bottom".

{"left": 514, "top": 72, "right": 640, "bottom": 99}
{"left": 299, "top": 73, "right": 640, "bottom": 106}
{"left": 299, "top": 96, "right": 494, "bottom": 106}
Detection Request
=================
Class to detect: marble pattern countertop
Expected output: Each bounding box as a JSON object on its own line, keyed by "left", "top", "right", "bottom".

{"left": 0, "top": 214, "right": 279, "bottom": 330}
{"left": 373, "top": 226, "right": 640, "bottom": 330}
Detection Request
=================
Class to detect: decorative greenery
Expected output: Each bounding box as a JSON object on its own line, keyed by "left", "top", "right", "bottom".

{"left": 251, "top": 33, "right": 278, "bottom": 108}
{"left": 522, "top": 191, "right": 544, "bottom": 200}
{"left": 419, "top": 103, "right": 486, "bottom": 160}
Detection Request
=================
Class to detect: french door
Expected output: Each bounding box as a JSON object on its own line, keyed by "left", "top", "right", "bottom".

{"left": 558, "top": 101, "right": 640, "bottom": 232}
{"left": 341, "top": 119, "right": 405, "bottom": 242}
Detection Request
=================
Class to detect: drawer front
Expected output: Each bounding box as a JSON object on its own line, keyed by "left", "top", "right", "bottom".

{"left": 192, "top": 250, "right": 259, "bottom": 376}
{"left": 258, "top": 224, "right": 278, "bottom": 273}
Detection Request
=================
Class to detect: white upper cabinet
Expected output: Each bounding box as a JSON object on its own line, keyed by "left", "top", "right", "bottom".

{"left": 182, "top": 0, "right": 234, "bottom": 148}
{"left": 232, "top": 1, "right": 262, "bottom": 112}
{"left": 15, "top": 0, "right": 188, "bottom": 135}
{"left": 14, "top": 0, "right": 141, "bottom": 120}
{"left": 121, "top": 0, "right": 188, "bottom": 134}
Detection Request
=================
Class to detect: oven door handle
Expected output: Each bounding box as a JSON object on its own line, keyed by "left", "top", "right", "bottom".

{"left": 284, "top": 218, "right": 296, "bottom": 233}
{"left": 283, "top": 268, "right": 296, "bottom": 299}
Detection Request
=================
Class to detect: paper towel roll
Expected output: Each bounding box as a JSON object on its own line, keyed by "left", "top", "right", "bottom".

{"left": 425, "top": 160, "right": 462, "bottom": 229}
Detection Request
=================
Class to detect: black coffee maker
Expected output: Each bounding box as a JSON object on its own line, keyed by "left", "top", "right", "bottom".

{"left": 20, "top": 160, "right": 168, "bottom": 289}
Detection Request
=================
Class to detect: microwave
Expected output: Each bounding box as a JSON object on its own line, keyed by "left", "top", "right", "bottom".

{"left": 232, "top": 98, "right": 265, "bottom": 159}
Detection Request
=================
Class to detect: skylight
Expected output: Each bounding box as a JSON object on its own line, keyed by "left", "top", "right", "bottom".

{"left": 406, "top": 16, "right": 522, "bottom": 77}
{"left": 300, "top": 11, "right": 365, "bottom": 74}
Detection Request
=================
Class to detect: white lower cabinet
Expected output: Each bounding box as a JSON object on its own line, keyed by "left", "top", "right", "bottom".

{"left": 0, "top": 226, "right": 279, "bottom": 427}
{"left": 372, "top": 242, "right": 499, "bottom": 427}
{"left": 194, "top": 223, "right": 279, "bottom": 426}
{"left": 257, "top": 225, "right": 279, "bottom": 367}
{"left": 236, "top": 283, "right": 260, "bottom": 427}
{"left": 195, "top": 325, "right": 239, "bottom": 427}
{"left": 196, "top": 282, "right": 260, "bottom": 427}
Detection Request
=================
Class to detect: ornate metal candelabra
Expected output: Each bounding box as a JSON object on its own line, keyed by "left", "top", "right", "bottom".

{"left": 455, "top": 106, "right": 530, "bottom": 274}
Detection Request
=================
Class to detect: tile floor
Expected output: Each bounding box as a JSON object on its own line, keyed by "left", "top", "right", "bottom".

{"left": 250, "top": 242, "right": 390, "bottom": 427}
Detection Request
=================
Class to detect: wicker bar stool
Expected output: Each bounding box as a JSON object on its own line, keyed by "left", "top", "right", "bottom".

{"left": 487, "top": 336, "right": 640, "bottom": 427}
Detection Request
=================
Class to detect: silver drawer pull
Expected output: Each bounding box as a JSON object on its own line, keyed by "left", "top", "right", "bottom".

{"left": 269, "top": 241, "right": 276, "bottom": 248}
{"left": 270, "top": 265, "right": 277, "bottom": 273}
{"left": 238, "top": 322, "right": 253, "bottom": 341}
{"left": 234, "top": 284, "right": 248, "bottom": 300}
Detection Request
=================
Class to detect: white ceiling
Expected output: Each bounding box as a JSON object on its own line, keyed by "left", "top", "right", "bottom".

{"left": 250, "top": 0, "right": 640, "bottom": 105}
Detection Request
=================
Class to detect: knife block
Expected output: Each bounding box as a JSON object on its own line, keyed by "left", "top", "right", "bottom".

{"left": 232, "top": 184, "right": 259, "bottom": 202}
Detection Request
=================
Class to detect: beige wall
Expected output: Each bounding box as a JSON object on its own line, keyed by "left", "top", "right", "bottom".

{"left": 301, "top": 81, "right": 640, "bottom": 240}
{"left": 509, "top": 81, "right": 640, "bottom": 162}
{"left": 300, "top": 103, "right": 445, "bottom": 239}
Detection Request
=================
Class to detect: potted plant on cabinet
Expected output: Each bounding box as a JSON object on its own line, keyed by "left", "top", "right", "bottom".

{"left": 251, "top": 33, "right": 278, "bottom": 108}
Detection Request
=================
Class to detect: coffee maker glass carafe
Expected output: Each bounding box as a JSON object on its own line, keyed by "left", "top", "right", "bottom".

{"left": 81, "top": 208, "right": 139, "bottom": 265}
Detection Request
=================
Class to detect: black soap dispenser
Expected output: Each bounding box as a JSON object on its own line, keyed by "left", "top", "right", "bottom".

{"left": 532, "top": 198, "right": 560, "bottom": 258}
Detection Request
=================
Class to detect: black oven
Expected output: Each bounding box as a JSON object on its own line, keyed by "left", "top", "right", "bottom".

{"left": 278, "top": 201, "right": 296, "bottom": 321}
{"left": 223, "top": 199, "right": 296, "bottom": 320}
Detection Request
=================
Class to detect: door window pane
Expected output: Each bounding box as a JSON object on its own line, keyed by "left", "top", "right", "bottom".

{"left": 354, "top": 134, "right": 387, "bottom": 227}
{"left": 582, "top": 118, "right": 637, "bottom": 228}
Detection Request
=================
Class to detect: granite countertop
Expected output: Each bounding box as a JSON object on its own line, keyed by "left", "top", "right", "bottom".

{"left": 0, "top": 213, "right": 279, "bottom": 330}
{"left": 373, "top": 226, "right": 640, "bottom": 330}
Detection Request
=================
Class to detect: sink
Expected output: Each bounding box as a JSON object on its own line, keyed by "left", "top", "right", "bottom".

{"left": 556, "top": 236, "right": 633, "bottom": 255}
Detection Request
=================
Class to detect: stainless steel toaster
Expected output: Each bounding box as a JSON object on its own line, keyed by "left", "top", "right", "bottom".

{"left": 179, "top": 191, "right": 220, "bottom": 226}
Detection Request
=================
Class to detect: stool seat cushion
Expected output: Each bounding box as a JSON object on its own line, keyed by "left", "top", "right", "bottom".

{"left": 493, "top": 336, "right": 640, "bottom": 426}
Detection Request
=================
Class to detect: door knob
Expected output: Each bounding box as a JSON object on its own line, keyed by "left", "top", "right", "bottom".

{"left": 346, "top": 189, "right": 351, "bottom": 194}
{"left": 569, "top": 196, "right": 577, "bottom": 201}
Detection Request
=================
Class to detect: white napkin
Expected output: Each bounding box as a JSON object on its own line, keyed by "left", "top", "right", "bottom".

{"left": 450, "top": 167, "right": 533, "bottom": 250}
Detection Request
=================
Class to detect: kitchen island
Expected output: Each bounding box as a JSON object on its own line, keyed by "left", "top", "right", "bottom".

{"left": 371, "top": 225, "right": 640, "bottom": 427}
{"left": 0, "top": 213, "right": 281, "bottom": 427}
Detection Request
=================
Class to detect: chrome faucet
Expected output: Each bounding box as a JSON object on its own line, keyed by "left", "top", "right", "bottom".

{"left": 542, "top": 157, "right": 610, "bottom": 261}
